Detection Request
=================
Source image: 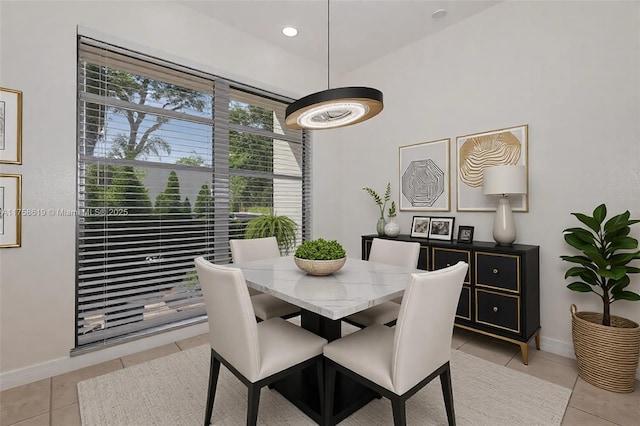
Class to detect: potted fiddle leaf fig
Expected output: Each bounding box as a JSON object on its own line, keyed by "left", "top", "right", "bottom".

{"left": 560, "top": 203, "right": 640, "bottom": 393}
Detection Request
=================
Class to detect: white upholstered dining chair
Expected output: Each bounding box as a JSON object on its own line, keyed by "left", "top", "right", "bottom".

{"left": 194, "top": 257, "right": 327, "bottom": 426}
{"left": 230, "top": 237, "right": 301, "bottom": 321}
{"left": 343, "top": 238, "right": 420, "bottom": 328}
{"left": 324, "top": 261, "right": 468, "bottom": 426}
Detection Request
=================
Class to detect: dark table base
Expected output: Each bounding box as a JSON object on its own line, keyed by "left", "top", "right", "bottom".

{"left": 272, "top": 310, "right": 377, "bottom": 425}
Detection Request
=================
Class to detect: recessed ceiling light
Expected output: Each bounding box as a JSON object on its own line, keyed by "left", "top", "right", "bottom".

{"left": 432, "top": 9, "right": 447, "bottom": 19}
{"left": 282, "top": 26, "right": 298, "bottom": 37}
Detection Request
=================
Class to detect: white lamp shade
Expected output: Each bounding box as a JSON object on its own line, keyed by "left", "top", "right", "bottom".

{"left": 483, "top": 165, "right": 527, "bottom": 195}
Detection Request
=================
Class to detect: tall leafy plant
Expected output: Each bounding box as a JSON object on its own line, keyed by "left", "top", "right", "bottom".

{"left": 560, "top": 204, "right": 640, "bottom": 326}
{"left": 363, "top": 182, "right": 391, "bottom": 219}
{"left": 244, "top": 212, "right": 298, "bottom": 255}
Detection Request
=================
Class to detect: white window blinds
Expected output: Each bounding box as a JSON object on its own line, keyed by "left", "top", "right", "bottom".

{"left": 76, "top": 37, "right": 310, "bottom": 351}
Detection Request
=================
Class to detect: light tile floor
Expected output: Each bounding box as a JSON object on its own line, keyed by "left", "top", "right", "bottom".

{"left": 1, "top": 329, "right": 638, "bottom": 426}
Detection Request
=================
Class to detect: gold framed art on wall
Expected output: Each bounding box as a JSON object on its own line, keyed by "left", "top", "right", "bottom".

{"left": 456, "top": 124, "right": 528, "bottom": 212}
{"left": 0, "top": 87, "right": 23, "bottom": 165}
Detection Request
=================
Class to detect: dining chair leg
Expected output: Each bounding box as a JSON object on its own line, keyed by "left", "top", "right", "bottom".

{"left": 247, "top": 384, "right": 261, "bottom": 426}
{"left": 323, "top": 362, "right": 336, "bottom": 426}
{"left": 204, "top": 352, "right": 221, "bottom": 426}
{"left": 317, "top": 358, "right": 324, "bottom": 410}
{"left": 391, "top": 396, "right": 407, "bottom": 426}
{"left": 439, "top": 364, "right": 456, "bottom": 426}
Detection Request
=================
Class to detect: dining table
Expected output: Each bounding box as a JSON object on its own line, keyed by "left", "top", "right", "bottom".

{"left": 234, "top": 255, "right": 422, "bottom": 425}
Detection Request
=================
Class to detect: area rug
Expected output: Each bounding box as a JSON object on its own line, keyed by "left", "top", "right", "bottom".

{"left": 78, "top": 344, "right": 571, "bottom": 426}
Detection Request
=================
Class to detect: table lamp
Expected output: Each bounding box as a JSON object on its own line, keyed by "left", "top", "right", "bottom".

{"left": 483, "top": 165, "right": 527, "bottom": 245}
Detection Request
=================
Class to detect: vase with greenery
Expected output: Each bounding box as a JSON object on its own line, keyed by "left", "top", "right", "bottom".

{"left": 294, "top": 238, "right": 346, "bottom": 275}
{"left": 560, "top": 203, "right": 640, "bottom": 392}
{"left": 384, "top": 201, "right": 400, "bottom": 237}
{"left": 363, "top": 182, "right": 391, "bottom": 236}
{"left": 244, "top": 212, "right": 297, "bottom": 255}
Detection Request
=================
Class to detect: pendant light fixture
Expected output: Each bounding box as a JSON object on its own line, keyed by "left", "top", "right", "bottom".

{"left": 285, "top": 0, "right": 383, "bottom": 130}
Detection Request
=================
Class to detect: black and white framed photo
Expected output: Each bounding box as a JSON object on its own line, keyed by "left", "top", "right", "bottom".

{"left": 457, "top": 225, "right": 475, "bottom": 243}
{"left": 428, "top": 217, "right": 455, "bottom": 241}
{"left": 410, "top": 216, "right": 431, "bottom": 238}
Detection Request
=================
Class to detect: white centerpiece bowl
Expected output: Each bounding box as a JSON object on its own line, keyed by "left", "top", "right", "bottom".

{"left": 294, "top": 257, "right": 346, "bottom": 276}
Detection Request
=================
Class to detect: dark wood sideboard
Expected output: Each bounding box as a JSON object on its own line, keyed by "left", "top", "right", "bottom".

{"left": 361, "top": 234, "right": 541, "bottom": 364}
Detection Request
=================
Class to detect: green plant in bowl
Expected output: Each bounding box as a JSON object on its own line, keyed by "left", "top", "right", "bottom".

{"left": 294, "top": 239, "right": 346, "bottom": 275}
{"left": 294, "top": 238, "right": 346, "bottom": 260}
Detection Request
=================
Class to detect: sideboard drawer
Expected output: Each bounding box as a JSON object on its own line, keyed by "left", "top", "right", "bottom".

{"left": 476, "top": 252, "right": 519, "bottom": 292}
{"left": 476, "top": 289, "right": 520, "bottom": 333}
{"left": 432, "top": 248, "right": 471, "bottom": 284}
{"left": 456, "top": 286, "right": 471, "bottom": 320}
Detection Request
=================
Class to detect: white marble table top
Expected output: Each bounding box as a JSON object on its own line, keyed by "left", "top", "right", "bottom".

{"left": 234, "top": 256, "right": 422, "bottom": 320}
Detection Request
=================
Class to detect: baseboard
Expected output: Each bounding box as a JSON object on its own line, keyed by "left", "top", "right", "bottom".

{"left": 0, "top": 322, "right": 209, "bottom": 391}
{"left": 536, "top": 335, "right": 575, "bottom": 359}
{"left": 536, "top": 335, "right": 640, "bottom": 380}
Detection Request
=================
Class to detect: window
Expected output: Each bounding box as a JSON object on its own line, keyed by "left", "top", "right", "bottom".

{"left": 75, "top": 37, "right": 310, "bottom": 351}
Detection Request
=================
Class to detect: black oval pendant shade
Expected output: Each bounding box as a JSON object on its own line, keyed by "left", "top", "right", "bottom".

{"left": 285, "top": 86, "right": 383, "bottom": 130}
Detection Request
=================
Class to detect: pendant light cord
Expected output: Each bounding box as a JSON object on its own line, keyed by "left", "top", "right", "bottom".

{"left": 327, "top": 0, "right": 330, "bottom": 89}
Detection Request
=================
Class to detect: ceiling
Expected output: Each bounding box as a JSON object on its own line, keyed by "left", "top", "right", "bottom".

{"left": 179, "top": 0, "right": 503, "bottom": 74}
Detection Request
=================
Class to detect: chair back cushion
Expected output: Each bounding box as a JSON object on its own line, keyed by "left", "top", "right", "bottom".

{"left": 194, "top": 257, "right": 261, "bottom": 379}
{"left": 368, "top": 238, "right": 420, "bottom": 268}
{"left": 230, "top": 236, "right": 281, "bottom": 263}
{"left": 392, "top": 261, "right": 468, "bottom": 394}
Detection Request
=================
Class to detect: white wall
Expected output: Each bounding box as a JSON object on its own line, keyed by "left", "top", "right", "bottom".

{"left": 1, "top": 0, "right": 639, "bottom": 388}
{"left": 314, "top": 0, "right": 640, "bottom": 365}
{"left": 0, "top": 0, "right": 321, "bottom": 387}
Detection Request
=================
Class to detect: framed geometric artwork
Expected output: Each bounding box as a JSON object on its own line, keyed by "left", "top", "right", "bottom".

{"left": 456, "top": 124, "right": 528, "bottom": 212}
{"left": 0, "top": 87, "right": 23, "bottom": 165}
{"left": 0, "top": 174, "right": 22, "bottom": 248}
{"left": 399, "top": 138, "right": 450, "bottom": 211}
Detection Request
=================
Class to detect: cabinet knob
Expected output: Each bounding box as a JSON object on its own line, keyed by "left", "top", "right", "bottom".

{"left": 492, "top": 268, "right": 499, "bottom": 274}
{"left": 492, "top": 306, "right": 499, "bottom": 313}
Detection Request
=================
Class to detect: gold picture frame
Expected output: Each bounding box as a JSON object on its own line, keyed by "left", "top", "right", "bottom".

{"left": 456, "top": 124, "right": 528, "bottom": 212}
{"left": 0, "top": 87, "right": 23, "bottom": 164}
{"left": 0, "top": 174, "right": 22, "bottom": 248}
{"left": 399, "top": 138, "right": 450, "bottom": 211}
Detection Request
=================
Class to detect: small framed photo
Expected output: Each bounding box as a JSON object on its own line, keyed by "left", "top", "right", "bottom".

{"left": 410, "top": 216, "right": 431, "bottom": 238}
{"left": 428, "top": 217, "right": 455, "bottom": 241}
{"left": 457, "top": 226, "right": 475, "bottom": 243}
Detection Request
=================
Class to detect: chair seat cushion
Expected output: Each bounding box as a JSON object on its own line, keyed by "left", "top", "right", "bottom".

{"left": 256, "top": 318, "right": 327, "bottom": 381}
{"left": 251, "top": 293, "right": 301, "bottom": 320}
{"left": 345, "top": 301, "right": 401, "bottom": 327}
{"left": 323, "top": 324, "right": 395, "bottom": 392}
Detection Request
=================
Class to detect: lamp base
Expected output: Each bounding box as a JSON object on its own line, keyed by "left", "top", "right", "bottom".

{"left": 493, "top": 196, "right": 517, "bottom": 245}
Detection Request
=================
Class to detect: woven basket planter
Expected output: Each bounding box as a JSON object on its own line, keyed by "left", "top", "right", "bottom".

{"left": 571, "top": 304, "right": 640, "bottom": 393}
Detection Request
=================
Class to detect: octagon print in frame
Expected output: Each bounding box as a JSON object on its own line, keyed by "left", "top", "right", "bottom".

{"left": 399, "top": 138, "right": 450, "bottom": 212}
